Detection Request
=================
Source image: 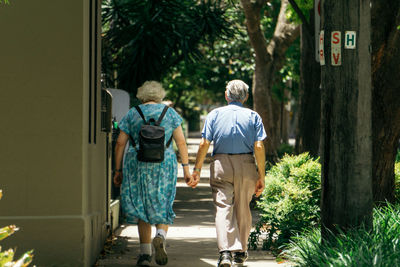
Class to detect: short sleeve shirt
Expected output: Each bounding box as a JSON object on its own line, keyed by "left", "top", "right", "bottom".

{"left": 202, "top": 102, "right": 267, "bottom": 155}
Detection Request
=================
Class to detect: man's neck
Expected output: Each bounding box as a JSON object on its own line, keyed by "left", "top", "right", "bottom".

{"left": 228, "top": 101, "right": 243, "bottom": 106}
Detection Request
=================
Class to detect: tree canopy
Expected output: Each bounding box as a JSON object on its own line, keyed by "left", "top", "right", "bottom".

{"left": 102, "top": 0, "right": 232, "bottom": 96}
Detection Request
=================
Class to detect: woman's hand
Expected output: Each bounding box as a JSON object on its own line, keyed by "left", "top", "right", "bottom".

{"left": 113, "top": 171, "right": 123, "bottom": 187}
{"left": 184, "top": 169, "right": 198, "bottom": 188}
{"left": 184, "top": 173, "right": 194, "bottom": 187}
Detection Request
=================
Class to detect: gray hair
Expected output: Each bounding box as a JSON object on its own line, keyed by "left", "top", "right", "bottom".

{"left": 226, "top": 80, "right": 249, "bottom": 102}
{"left": 136, "top": 81, "right": 166, "bottom": 103}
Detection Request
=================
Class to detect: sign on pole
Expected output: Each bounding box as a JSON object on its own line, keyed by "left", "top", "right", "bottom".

{"left": 345, "top": 31, "right": 356, "bottom": 49}
{"left": 319, "top": 30, "right": 325, "bottom": 65}
{"left": 331, "top": 31, "right": 341, "bottom": 66}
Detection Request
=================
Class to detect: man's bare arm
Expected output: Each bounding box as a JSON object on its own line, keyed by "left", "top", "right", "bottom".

{"left": 254, "top": 140, "right": 266, "bottom": 197}
{"left": 192, "top": 138, "right": 211, "bottom": 185}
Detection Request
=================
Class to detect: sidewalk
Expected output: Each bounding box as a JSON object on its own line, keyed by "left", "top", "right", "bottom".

{"left": 96, "top": 138, "right": 281, "bottom": 267}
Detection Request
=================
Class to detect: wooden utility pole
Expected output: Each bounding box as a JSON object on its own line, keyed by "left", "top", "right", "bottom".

{"left": 320, "top": 0, "right": 373, "bottom": 234}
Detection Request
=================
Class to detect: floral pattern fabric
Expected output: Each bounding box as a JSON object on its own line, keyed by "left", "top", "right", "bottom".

{"left": 118, "top": 104, "right": 182, "bottom": 224}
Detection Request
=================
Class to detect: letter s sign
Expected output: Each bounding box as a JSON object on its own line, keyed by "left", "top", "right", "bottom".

{"left": 331, "top": 31, "right": 342, "bottom": 66}
{"left": 332, "top": 32, "right": 340, "bottom": 44}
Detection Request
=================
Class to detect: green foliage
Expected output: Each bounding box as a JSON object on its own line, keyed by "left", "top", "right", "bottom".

{"left": 102, "top": 0, "right": 232, "bottom": 95}
{"left": 162, "top": 3, "right": 252, "bottom": 121}
{"left": 0, "top": 190, "right": 34, "bottom": 266}
{"left": 0, "top": 0, "right": 10, "bottom": 4}
{"left": 277, "top": 143, "right": 294, "bottom": 158}
{"left": 164, "top": 0, "right": 300, "bottom": 123}
{"left": 249, "top": 153, "right": 321, "bottom": 252}
{"left": 394, "top": 149, "right": 399, "bottom": 201}
{"left": 286, "top": 0, "right": 313, "bottom": 24}
{"left": 285, "top": 204, "right": 400, "bottom": 266}
{"left": 395, "top": 161, "right": 400, "bottom": 201}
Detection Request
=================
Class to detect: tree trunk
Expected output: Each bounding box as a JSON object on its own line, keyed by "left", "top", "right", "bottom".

{"left": 371, "top": 1, "right": 400, "bottom": 204}
{"left": 241, "top": 0, "right": 299, "bottom": 161}
{"left": 320, "top": 0, "right": 373, "bottom": 233}
{"left": 295, "top": 9, "right": 321, "bottom": 157}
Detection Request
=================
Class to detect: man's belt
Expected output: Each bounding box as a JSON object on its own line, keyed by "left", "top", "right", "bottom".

{"left": 226, "top": 152, "right": 253, "bottom": 155}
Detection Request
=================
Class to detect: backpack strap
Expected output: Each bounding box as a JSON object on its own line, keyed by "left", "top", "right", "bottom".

{"left": 135, "top": 106, "right": 147, "bottom": 124}
{"left": 156, "top": 105, "right": 169, "bottom": 126}
{"left": 166, "top": 135, "right": 173, "bottom": 148}
{"left": 158, "top": 105, "right": 173, "bottom": 147}
{"left": 129, "top": 134, "right": 137, "bottom": 150}
{"left": 129, "top": 105, "right": 146, "bottom": 149}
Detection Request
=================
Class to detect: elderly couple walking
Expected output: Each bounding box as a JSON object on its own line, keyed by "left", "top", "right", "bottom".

{"left": 113, "top": 79, "right": 267, "bottom": 267}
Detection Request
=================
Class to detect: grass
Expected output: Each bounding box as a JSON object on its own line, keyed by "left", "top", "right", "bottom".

{"left": 283, "top": 204, "right": 400, "bottom": 267}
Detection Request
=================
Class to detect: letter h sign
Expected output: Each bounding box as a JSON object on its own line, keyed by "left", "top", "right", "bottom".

{"left": 345, "top": 31, "right": 356, "bottom": 49}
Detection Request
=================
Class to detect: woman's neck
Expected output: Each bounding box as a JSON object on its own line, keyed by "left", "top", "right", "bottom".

{"left": 143, "top": 101, "right": 157, "bottom": 105}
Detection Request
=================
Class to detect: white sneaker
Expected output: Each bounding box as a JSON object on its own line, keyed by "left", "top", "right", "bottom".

{"left": 136, "top": 254, "right": 152, "bottom": 267}
{"left": 153, "top": 234, "right": 168, "bottom": 265}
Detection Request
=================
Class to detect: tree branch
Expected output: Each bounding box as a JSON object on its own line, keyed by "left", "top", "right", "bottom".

{"left": 287, "top": 0, "right": 313, "bottom": 39}
{"left": 240, "top": 0, "right": 270, "bottom": 62}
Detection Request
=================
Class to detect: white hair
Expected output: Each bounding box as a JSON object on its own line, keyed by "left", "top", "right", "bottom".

{"left": 226, "top": 80, "right": 249, "bottom": 102}
{"left": 136, "top": 81, "right": 166, "bottom": 103}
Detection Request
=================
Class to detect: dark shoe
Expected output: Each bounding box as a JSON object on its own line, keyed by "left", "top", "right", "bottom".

{"left": 217, "top": 251, "right": 232, "bottom": 267}
{"left": 137, "top": 254, "right": 152, "bottom": 267}
{"left": 233, "top": 251, "right": 248, "bottom": 265}
{"left": 153, "top": 234, "right": 168, "bottom": 265}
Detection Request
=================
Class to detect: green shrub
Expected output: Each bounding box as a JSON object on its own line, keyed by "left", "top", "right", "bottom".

{"left": 0, "top": 190, "right": 33, "bottom": 266}
{"left": 395, "top": 162, "right": 400, "bottom": 201}
{"left": 285, "top": 204, "right": 400, "bottom": 267}
{"left": 277, "top": 143, "right": 294, "bottom": 158}
{"left": 396, "top": 149, "right": 400, "bottom": 163}
{"left": 250, "top": 153, "right": 321, "bottom": 252}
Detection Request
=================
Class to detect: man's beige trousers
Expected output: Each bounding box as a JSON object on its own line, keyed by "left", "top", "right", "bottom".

{"left": 210, "top": 153, "right": 259, "bottom": 252}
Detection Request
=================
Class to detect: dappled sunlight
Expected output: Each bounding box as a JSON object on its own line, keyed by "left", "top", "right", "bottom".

{"left": 103, "top": 149, "right": 279, "bottom": 266}
{"left": 200, "top": 258, "right": 220, "bottom": 266}
{"left": 174, "top": 198, "right": 213, "bottom": 203}
{"left": 176, "top": 182, "right": 210, "bottom": 188}
{"left": 175, "top": 208, "right": 211, "bottom": 212}
{"left": 118, "top": 225, "right": 217, "bottom": 239}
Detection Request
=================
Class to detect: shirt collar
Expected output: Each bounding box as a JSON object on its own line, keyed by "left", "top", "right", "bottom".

{"left": 228, "top": 101, "right": 243, "bottom": 107}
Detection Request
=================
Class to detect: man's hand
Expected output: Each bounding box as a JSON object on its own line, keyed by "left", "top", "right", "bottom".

{"left": 184, "top": 173, "right": 195, "bottom": 188}
{"left": 254, "top": 177, "right": 265, "bottom": 197}
{"left": 113, "top": 171, "right": 123, "bottom": 187}
{"left": 190, "top": 171, "right": 201, "bottom": 188}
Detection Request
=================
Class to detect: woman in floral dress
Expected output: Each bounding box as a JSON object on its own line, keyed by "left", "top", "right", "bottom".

{"left": 113, "top": 81, "right": 196, "bottom": 266}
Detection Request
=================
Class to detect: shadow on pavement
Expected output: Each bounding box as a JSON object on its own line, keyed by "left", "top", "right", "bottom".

{"left": 95, "top": 181, "right": 279, "bottom": 266}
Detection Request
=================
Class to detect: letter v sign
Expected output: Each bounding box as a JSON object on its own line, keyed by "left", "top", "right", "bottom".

{"left": 331, "top": 31, "right": 341, "bottom": 66}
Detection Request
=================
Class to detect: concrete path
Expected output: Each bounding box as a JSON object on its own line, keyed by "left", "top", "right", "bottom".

{"left": 96, "top": 137, "right": 281, "bottom": 267}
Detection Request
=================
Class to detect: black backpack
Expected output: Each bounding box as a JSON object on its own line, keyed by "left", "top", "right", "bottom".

{"left": 129, "top": 105, "right": 173, "bottom": 163}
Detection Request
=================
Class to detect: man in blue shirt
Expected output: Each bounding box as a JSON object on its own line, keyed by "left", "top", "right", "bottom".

{"left": 192, "top": 80, "right": 266, "bottom": 267}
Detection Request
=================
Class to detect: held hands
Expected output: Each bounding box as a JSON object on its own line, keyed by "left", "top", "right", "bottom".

{"left": 184, "top": 169, "right": 200, "bottom": 188}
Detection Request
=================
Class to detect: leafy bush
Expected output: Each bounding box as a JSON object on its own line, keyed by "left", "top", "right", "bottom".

{"left": 249, "top": 153, "right": 321, "bottom": 252}
{"left": 277, "top": 143, "right": 294, "bottom": 158}
{"left": 285, "top": 204, "right": 400, "bottom": 267}
{"left": 0, "top": 190, "right": 33, "bottom": 266}
{"left": 395, "top": 162, "right": 400, "bottom": 201}
{"left": 396, "top": 149, "right": 400, "bottom": 163}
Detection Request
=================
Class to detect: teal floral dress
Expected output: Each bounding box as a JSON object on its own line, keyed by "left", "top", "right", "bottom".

{"left": 118, "top": 104, "right": 183, "bottom": 225}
